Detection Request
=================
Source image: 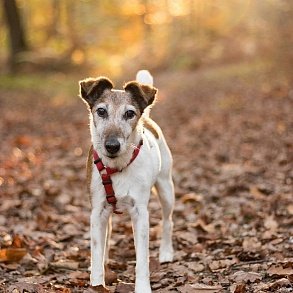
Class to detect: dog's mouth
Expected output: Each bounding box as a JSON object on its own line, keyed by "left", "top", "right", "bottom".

{"left": 106, "top": 154, "right": 118, "bottom": 159}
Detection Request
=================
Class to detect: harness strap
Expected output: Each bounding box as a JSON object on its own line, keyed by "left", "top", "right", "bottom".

{"left": 93, "top": 139, "right": 143, "bottom": 214}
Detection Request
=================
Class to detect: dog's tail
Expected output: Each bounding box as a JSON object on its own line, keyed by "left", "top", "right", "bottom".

{"left": 136, "top": 70, "right": 153, "bottom": 86}
{"left": 136, "top": 70, "right": 154, "bottom": 118}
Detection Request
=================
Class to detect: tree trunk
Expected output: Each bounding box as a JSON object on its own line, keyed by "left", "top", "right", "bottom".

{"left": 2, "top": 0, "right": 28, "bottom": 71}
{"left": 45, "top": 0, "right": 60, "bottom": 42}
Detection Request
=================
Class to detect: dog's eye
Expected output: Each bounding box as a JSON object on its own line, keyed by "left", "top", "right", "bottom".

{"left": 124, "top": 110, "right": 136, "bottom": 120}
{"left": 97, "top": 108, "right": 107, "bottom": 118}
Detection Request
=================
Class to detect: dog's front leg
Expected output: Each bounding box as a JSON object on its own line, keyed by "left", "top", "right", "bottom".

{"left": 130, "top": 205, "right": 152, "bottom": 293}
{"left": 90, "top": 205, "right": 110, "bottom": 286}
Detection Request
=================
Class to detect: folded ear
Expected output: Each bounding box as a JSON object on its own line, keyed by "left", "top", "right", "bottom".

{"left": 79, "top": 77, "right": 114, "bottom": 109}
{"left": 124, "top": 81, "right": 157, "bottom": 113}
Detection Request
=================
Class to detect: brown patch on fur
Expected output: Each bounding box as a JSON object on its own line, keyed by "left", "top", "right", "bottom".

{"left": 91, "top": 89, "right": 141, "bottom": 136}
{"left": 86, "top": 145, "right": 93, "bottom": 196}
{"left": 103, "top": 123, "right": 124, "bottom": 140}
{"left": 143, "top": 117, "right": 160, "bottom": 139}
{"left": 124, "top": 81, "right": 157, "bottom": 113}
{"left": 79, "top": 77, "right": 114, "bottom": 109}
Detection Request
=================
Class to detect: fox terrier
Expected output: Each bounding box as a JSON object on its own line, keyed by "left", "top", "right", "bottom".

{"left": 79, "top": 70, "right": 175, "bottom": 292}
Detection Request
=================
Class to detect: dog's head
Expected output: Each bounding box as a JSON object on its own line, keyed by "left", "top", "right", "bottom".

{"left": 79, "top": 77, "right": 157, "bottom": 160}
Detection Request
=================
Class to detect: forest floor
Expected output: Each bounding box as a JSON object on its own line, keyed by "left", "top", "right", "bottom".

{"left": 0, "top": 61, "right": 292, "bottom": 292}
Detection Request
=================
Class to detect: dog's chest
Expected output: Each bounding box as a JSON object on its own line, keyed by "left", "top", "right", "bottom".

{"left": 90, "top": 143, "right": 160, "bottom": 209}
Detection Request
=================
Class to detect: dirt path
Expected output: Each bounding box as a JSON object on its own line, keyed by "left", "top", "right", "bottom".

{"left": 0, "top": 63, "right": 292, "bottom": 292}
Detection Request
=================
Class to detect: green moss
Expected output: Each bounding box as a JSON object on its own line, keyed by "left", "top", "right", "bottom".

{"left": 0, "top": 73, "right": 77, "bottom": 98}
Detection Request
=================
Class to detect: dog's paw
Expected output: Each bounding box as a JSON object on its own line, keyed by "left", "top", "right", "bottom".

{"left": 135, "top": 279, "right": 152, "bottom": 293}
{"left": 90, "top": 277, "right": 105, "bottom": 287}
{"left": 88, "top": 285, "right": 110, "bottom": 293}
{"left": 159, "top": 246, "right": 174, "bottom": 263}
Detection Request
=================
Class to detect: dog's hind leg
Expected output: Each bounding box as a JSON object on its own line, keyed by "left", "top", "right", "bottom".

{"left": 155, "top": 173, "right": 175, "bottom": 263}
{"left": 155, "top": 140, "right": 175, "bottom": 263}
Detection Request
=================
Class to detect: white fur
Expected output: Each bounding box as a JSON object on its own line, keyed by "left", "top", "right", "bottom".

{"left": 89, "top": 71, "right": 174, "bottom": 292}
{"left": 136, "top": 70, "right": 154, "bottom": 86}
{"left": 136, "top": 70, "right": 154, "bottom": 119}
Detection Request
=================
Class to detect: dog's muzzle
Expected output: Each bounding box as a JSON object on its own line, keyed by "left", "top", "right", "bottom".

{"left": 105, "top": 137, "right": 120, "bottom": 155}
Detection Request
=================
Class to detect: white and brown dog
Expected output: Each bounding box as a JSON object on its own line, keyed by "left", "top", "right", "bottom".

{"left": 79, "top": 70, "right": 174, "bottom": 292}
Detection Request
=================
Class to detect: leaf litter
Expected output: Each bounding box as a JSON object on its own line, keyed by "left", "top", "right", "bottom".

{"left": 0, "top": 67, "right": 292, "bottom": 292}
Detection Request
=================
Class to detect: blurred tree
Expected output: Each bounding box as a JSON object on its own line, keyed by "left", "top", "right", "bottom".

{"left": 2, "top": 0, "right": 28, "bottom": 72}
{"left": 65, "top": 0, "right": 81, "bottom": 53}
{"left": 44, "top": 0, "right": 60, "bottom": 43}
{"left": 0, "top": 0, "right": 291, "bottom": 75}
{"left": 273, "top": 0, "right": 293, "bottom": 79}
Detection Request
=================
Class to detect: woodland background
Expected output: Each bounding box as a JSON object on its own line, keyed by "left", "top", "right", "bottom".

{"left": 0, "top": 0, "right": 292, "bottom": 292}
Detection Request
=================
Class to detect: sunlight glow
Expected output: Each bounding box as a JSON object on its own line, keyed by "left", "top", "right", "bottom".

{"left": 121, "top": 1, "right": 146, "bottom": 15}
{"left": 71, "top": 50, "right": 85, "bottom": 65}
{"left": 168, "top": 0, "right": 189, "bottom": 16}
{"left": 144, "top": 12, "right": 170, "bottom": 25}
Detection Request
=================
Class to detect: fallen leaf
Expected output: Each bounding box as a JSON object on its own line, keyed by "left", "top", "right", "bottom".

{"left": 14, "top": 135, "right": 33, "bottom": 146}
{"left": 287, "top": 204, "right": 293, "bottom": 215}
{"left": 105, "top": 266, "right": 118, "bottom": 285}
{"left": 53, "top": 286, "right": 72, "bottom": 293}
{"left": 231, "top": 283, "right": 246, "bottom": 293}
{"left": 152, "top": 282, "right": 163, "bottom": 290}
{"left": 181, "top": 193, "right": 203, "bottom": 203}
{"left": 68, "top": 270, "right": 89, "bottom": 280}
{"left": 249, "top": 186, "right": 267, "bottom": 199}
{"left": 178, "top": 283, "right": 222, "bottom": 293}
{"left": 86, "top": 285, "right": 110, "bottom": 293}
{"left": 149, "top": 256, "right": 160, "bottom": 272}
{"left": 177, "top": 231, "right": 198, "bottom": 245}
{"left": 11, "top": 234, "right": 24, "bottom": 248}
{"left": 242, "top": 237, "right": 262, "bottom": 252}
{"left": 50, "top": 260, "right": 79, "bottom": 270}
{"left": 232, "top": 271, "right": 262, "bottom": 283}
{"left": 68, "top": 270, "right": 89, "bottom": 286}
{"left": 62, "top": 223, "right": 81, "bottom": 236}
{"left": 115, "top": 282, "right": 135, "bottom": 293}
{"left": 267, "top": 264, "right": 293, "bottom": 276}
{"left": 178, "top": 284, "right": 197, "bottom": 293}
{"left": 268, "top": 278, "right": 291, "bottom": 290}
{"left": 1, "top": 262, "right": 20, "bottom": 270}
{"left": 264, "top": 215, "right": 278, "bottom": 231}
{"left": 0, "top": 248, "right": 27, "bottom": 263}
{"left": 193, "top": 219, "right": 215, "bottom": 234}
{"left": 209, "top": 258, "right": 237, "bottom": 271}
{"left": 8, "top": 282, "right": 45, "bottom": 293}
{"left": 187, "top": 262, "right": 205, "bottom": 273}
{"left": 34, "top": 252, "right": 49, "bottom": 273}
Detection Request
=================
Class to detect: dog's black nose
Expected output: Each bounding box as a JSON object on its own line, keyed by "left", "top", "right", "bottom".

{"left": 105, "top": 137, "right": 120, "bottom": 154}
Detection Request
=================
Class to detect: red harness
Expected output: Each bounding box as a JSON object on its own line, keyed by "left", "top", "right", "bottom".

{"left": 93, "top": 140, "right": 143, "bottom": 214}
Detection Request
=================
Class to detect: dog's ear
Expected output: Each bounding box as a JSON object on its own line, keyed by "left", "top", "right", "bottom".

{"left": 124, "top": 81, "right": 157, "bottom": 113}
{"left": 79, "top": 77, "right": 114, "bottom": 109}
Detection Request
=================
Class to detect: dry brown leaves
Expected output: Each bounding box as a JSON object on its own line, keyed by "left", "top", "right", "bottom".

{"left": 0, "top": 68, "right": 292, "bottom": 292}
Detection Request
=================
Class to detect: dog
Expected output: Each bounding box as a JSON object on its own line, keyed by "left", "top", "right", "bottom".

{"left": 79, "top": 70, "right": 175, "bottom": 292}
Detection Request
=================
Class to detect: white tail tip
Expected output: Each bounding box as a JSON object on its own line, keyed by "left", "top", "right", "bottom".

{"left": 136, "top": 70, "right": 153, "bottom": 86}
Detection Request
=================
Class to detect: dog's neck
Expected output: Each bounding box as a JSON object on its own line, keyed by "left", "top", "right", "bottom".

{"left": 90, "top": 119, "right": 143, "bottom": 170}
